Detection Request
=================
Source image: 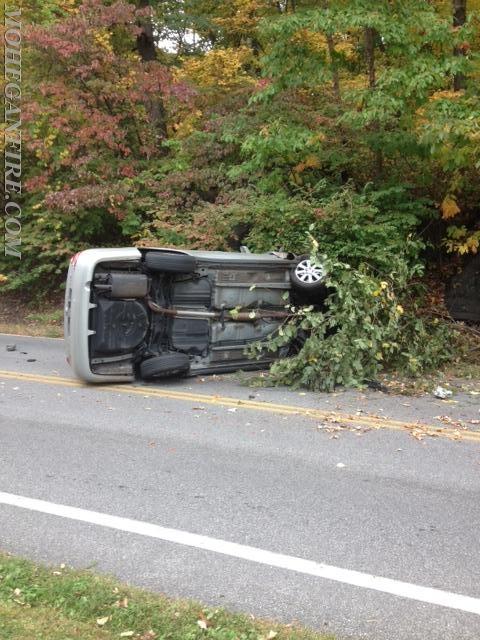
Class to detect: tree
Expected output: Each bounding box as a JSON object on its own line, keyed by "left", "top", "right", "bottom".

{"left": 0, "top": 0, "right": 189, "bottom": 291}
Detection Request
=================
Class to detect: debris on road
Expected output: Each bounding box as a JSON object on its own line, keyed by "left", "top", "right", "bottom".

{"left": 433, "top": 386, "right": 453, "bottom": 399}
{"left": 6, "top": 344, "right": 16, "bottom": 351}
{"left": 406, "top": 422, "right": 463, "bottom": 442}
{"left": 435, "top": 415, "right": 468, "bottom": 430}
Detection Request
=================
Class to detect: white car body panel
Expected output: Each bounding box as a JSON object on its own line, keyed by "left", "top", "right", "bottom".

{"left": 64, "top": 248, "right": 142, "bottom": 383}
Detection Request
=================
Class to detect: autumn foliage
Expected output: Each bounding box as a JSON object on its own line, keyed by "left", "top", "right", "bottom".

{"left": 1, "top": 0, "right": 480, "bottom": 292}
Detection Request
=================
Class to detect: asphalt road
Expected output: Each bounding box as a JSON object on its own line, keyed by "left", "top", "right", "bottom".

{"left": 1, "top": 334, "right": 480, "bottom": 639}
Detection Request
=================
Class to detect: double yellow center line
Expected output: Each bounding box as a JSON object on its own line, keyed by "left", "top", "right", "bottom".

{"left": 1, "top": 369, "right": 479, "bottom": 443}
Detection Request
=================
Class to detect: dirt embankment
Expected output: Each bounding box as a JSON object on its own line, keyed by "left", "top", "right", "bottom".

{"left": 0, "top": 294, "right": 63, "bottom": 337}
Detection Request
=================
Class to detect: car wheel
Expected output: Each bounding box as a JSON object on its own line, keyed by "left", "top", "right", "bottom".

{"left": 144, "top": 251, "right": 196, "bottom": 274}
{"left": 140, "top": 353, "right": 190, "bottom": 380}
{"left": 291, "top": 255, "right": 326, "bottom": 292}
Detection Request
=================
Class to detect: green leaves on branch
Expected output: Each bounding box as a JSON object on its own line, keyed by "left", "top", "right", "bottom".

{"left": 257, "top": 256, "right": 453, "bottom": 391}
{"left": 251, "top": 188, "right": 454, "bottom": 391}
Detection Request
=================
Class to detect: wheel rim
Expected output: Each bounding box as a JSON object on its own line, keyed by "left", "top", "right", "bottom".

{"left": 294, "top": 259, "right": 324, "bottom": 284}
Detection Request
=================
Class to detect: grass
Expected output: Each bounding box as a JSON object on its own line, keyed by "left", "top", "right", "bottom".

{"left": 0, "top": 553, "right": 333, "bottom": 640}
{"left": 25, "top": 309, "right": 64, "bottom": 325}
{"left": 0, "top": 321, "right": 63, "bottom": 338}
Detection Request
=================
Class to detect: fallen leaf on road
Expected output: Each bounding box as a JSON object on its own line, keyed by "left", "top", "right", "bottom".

{"left": 434, "top": 415, "right": 467, "bottom": 430}
{"left": 410, "top": 429, "right": 426, "bottom": 441}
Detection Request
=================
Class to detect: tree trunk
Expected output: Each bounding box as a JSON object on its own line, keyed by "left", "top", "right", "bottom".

{"left": 136, "top": 0, "right": 167, "bottom": 140}
{"left": 321, "top": 2, "right": 340, "bottom": 100}
{"left": 364, "top": 27, "right": 382, "bottom": 178}
{"left": 326, "top": 34, "right": 340, "bottom": 100}
{"left": 453, "top": 0, "right": 467, "bottom": 91}
{"left": 136, "top": 0, "right": 156, "bottom": 61}
{"left": 364, "top": 27, "right": 376, "bottom": 89}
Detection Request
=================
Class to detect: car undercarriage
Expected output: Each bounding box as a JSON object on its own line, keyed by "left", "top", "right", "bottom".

{"left": 65, "top": 248, "right": 327, "bottom": 382}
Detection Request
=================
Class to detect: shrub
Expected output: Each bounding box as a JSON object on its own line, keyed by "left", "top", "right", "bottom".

{"left": 251, "top": 188, "right": 455, "bottom": 390}
{"left": 310, "top": 185, "right": 431, "bottom": 275}
{"left": 255, "top": 256, "right": 454, "bottom": 391}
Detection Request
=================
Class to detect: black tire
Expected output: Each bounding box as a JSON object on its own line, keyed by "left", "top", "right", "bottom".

{"left": 290, "top": 255, "right": 326, "bottom": 292}
{"left": 140, "top": 353, "right": 190, "bottom": 380}
{"left": 144, "top": 251, "right": 196, "bottom": 274}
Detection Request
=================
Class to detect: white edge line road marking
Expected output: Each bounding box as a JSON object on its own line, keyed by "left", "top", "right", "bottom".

{"left": 1, "top": 491, "right": 479, "bottom": 616}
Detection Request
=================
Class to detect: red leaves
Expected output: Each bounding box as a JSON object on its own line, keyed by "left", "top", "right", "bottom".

{"left": 27, "top": 0, "right": 139, "bottom": 60}
{"left": 23, "top": 0, "right": 191, "bottom": 216}
{"left": 43, "top": 184, "right": 128, "bottom": 220}
{"left": 27, "top": 28, "right": 82, "bottom": 58}
{"left": 120, "top": 165, "right": 137, "bottom": 178}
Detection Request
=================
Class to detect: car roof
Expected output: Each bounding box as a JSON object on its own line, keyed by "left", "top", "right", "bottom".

{"left": 143, "top": 247, "right": 294, "bottom": 263}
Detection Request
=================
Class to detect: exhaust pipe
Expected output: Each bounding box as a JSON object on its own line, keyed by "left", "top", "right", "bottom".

{"left": 147, "top": 299, "right": 290, "bottom": 322}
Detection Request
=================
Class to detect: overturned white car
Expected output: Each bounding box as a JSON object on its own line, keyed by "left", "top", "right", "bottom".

{"left": 65, "top": 247, "right": 326, "bottom": 383}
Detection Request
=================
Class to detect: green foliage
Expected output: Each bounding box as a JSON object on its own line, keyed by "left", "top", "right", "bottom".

{"left": 311, "top": 186, "right": 430, "bottom": 275}
{"left": 257, "top": 256, "right": 454, "bottom": 391}
{"left": 244, "top": 191, "right": 319, "bottom": 253}
{"left": 251, "top": 189, "right": 454, "bottom": 390}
